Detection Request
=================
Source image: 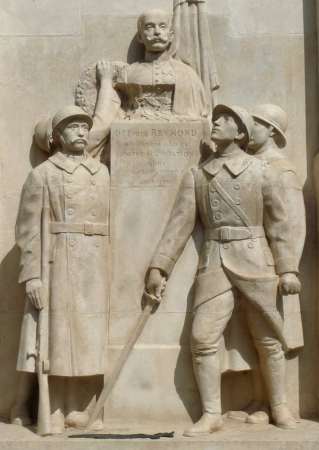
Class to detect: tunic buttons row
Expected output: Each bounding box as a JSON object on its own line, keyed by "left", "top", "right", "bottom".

{"left": 69, "top": 239, "right": 76, "bottom": 247}
{"left": 66, "top": 193, "right": 72, "bottom": 199}
{"left": 91, "top": 180, "right": 96, "bottom": 186}
{"left": 233, "top": 183, "right": 240, "bottom": 190}
{"left": 214, "top": 212, "right": 222, "bottom": 221}
{"left": 248, "top": 241, "right": 254, "bottom": 249}
{"left": 91, "top": 211, "right": 97, "bottom": 217}
{"left": 211, "top": 199, "right": 220, "bottom": 208}
{"left": 67, "top": 208, "right": 74, "bottom": 216}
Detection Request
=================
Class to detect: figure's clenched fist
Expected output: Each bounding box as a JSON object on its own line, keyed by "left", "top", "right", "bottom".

{"left": 96, "top": 60, "right": 112, "bottom": 82}
{"left": 279, "top": 273, "right": 301, "bottom": 296}
{"left": 146, "top": 268, "right": 166, "bottom": 302}
{"left": 26, "top": 278, "right": 44, "bottom": 310}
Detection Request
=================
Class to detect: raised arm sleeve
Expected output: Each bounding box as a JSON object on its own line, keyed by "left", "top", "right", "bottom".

{"left": 150, "top": 169, "right": 197, "bottom": 277}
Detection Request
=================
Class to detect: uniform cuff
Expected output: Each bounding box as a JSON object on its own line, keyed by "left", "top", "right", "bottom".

{"left": 150, "top": 254, "right": 176, "bottom": 277}
{"left": 275, "top": 257, "right": 299, "bottom": 275}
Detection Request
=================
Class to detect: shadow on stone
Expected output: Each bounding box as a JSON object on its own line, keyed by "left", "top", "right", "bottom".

{"left": 300, "top": 0, "right": 319, "bottom": 419}
{"left": 127, "top": 34, "right": 144, "bottom": 64}
{"left": 29, "top": 139, "right": 48, "bottom": 169}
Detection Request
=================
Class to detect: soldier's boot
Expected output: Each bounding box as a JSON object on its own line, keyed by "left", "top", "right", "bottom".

{"left": 183, "top": 353, "right": 223, "bottom": 437}
{"left": 246, "top": 403, "right": 270, "bottom": 425}
{"left": 49, "top": 376, "right": 66, "bottom": 434}
{"left": 261, "top": 353, "right": 296, "bottom": 430}
{"left": 50, "top": 409, "right": 65, "bottom": 434}
{"left": 10, "top": 373, "right": 35, "bottom": 426}
{"left": 184, "top": 413, "right": 223, "bottom": 437}
{"left": 271, "top": 404, "right": 296, "bottom": 430}
{"left": 65, "top": 410, "right": 103, "bottom": 431}
{"left": 228, "top": 368, "right": 269, "bottom": 424}
{"left": 246, "top": 368, "right": 269, "bottom": 424}
{"left": 10, "top": 404, "right": 32, "bottom": 427}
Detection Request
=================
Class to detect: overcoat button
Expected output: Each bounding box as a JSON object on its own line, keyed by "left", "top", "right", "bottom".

{"left": 234, "top": 183, "right": 240, "bottom": 190}
{"left": 223, "top": 244, "right": 229, "bottom": 249}
{"left": 248, "top": 241, "right": 254, "bottom": 249}
{"left": 214, "top": 212, "right": 222, "bottom": 221}
{"left": 212, "top": 199, "right": 220, "bottom": 208}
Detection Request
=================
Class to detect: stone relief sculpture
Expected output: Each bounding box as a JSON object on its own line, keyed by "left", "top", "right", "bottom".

{"left": 146, "top": 104, "right": 303, "bottom": 435}
{"left": 75, "top": 8, "right": 211, "bottom": 124}
{"left": 9, "top": 0, "right": 307, "bottom": 440}
{"left": 226, "top": 104, "right": 306, "bottom": 425}
{"left": 11, "top": 63, "right": 116, "bottom": 434}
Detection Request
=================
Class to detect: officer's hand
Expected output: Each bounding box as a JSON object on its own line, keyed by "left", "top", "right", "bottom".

{"left": 279, "top": 273, "right": 301, "bottom": 295}
{"left": 146, "top": 268, "right": 166, "bottom": 302}
{"left": 26, "top": 279, "right": 44, "bottom": 310}
{"left": 96, "top": 60, "right": 112, "bottom": 83}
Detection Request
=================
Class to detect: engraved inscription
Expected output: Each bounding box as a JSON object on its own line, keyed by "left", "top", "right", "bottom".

{"left": 111, "top": 122, "right": 203, "bottom": 187}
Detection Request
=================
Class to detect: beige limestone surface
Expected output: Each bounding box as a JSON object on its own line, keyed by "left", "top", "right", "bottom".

{"left": 1, "top": 420, "right": 319, "bottom": 450}
{"left": 0, "top": 0, "right": 317, "bottom": 434}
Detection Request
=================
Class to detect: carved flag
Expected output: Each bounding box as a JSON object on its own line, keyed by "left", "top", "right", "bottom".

{"left": 171, "top": 0, "right": 220, "bottom": 109}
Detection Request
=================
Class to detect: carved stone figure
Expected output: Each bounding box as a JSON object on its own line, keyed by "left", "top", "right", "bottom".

{"left": 75, "top": 9, "right": 209, "bottom": 124}
{"left": 14, "top": 105, "right": 111, "bottom": 434}
{"left": 11, "top": 63, "right": 115, "bottom": 430}
{"left": 146, "top": 104, "right": 301, "bottom": 435}
{"left": 243, "top": 104, "right": 306, "bottom": 423}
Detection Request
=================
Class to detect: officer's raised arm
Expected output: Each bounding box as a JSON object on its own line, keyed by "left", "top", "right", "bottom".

{"left": 87, "top": 61, "right": 121, "bottom": 158}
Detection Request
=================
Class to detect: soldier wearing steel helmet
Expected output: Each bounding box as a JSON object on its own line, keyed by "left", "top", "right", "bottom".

{"left": 15, "top": 105, "right": 110, "bottom": 433}
{"left": 145, "top": 104, "right": 300, "bottom": 435}
{"left": 237, "top": 104, "right": 306, "bottom": 425}
{"left": 249, "top": 105, "right": 305, "bottom": 312}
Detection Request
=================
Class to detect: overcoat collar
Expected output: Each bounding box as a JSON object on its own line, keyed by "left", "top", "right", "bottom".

{"left": 49, "top": 151, "right": 101, "bottom": 175}
{"left": 202, "top": 149, "right": 254, "bottom": 177}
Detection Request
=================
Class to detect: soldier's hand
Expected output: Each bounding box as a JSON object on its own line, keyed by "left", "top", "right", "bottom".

{"left": 279, "top": 273, "right": 301, "bottom": 295}
{"left": 26, "top": 279, "right": 44, "bottom": 310}
{"left": 146, "top": 268, "right": 166, "bottom": 302}
{"left": 96, "top": 60, "right": 113, "bottom": 83}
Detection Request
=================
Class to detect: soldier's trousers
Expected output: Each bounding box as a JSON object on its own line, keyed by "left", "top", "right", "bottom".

{"left": 191, "top": 288, "right": 285, "bottom": 414}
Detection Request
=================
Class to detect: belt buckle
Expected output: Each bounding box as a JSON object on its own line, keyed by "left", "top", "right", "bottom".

{"left": 220, "top": 227, "right": 230, "bottom": 242}
{"left": 84, "top": 222, "right": 94, "bottom": 236}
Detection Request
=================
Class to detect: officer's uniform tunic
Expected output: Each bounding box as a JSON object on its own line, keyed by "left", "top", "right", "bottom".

{"left": 151, "top": 147, "right": 299, "bottom": 412}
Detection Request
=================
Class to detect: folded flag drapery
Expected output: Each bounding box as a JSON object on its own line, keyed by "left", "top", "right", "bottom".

{"left": 171, "top": 0, "right": 220, "bottom": 109}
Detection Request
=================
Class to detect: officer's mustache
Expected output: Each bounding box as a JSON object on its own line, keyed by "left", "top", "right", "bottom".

{"left": 146, "top": 37, "right": 168, "bottom": 43}
{"left": 73, "top": 138, "right": 88, "bottom": 145}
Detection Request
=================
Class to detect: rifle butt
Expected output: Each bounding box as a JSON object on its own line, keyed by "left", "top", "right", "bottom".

{"left": 37, "top": 372, "right": 51, "bottom": 436}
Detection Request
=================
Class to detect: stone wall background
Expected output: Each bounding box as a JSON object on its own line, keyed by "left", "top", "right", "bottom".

{"left": 0, "top": 0, "right": 318, "bottom": 421}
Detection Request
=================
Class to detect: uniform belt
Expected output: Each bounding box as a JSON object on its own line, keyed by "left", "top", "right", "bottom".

{"left": 205, "top": 226, "right": 265, "bottom": 242}
{"left": 50, "top": 222, "right": 109, "bottom": 236}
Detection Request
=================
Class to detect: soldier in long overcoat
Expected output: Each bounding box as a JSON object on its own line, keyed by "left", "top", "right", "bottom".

{"left": 146, "top": 105, "right": 301, "bottom": 435}
{"left": 15, "top": 105, "right": 110, "bottom": 433}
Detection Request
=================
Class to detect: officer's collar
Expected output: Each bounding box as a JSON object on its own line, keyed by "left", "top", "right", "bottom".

{"left": 202, "top": 149, "right": 254, "bottom": 177}
{"left": 49, "top": 151, "right": 101, "bottom": 175}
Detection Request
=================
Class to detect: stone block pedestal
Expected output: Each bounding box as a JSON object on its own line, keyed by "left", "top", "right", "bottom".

{"left": 2, "top": 421, "right": 319, "bottom": 450}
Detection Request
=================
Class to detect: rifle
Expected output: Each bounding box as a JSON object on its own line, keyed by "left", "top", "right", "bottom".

{"left": 36, "top": 185, "right": 51, "bottom": 436}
